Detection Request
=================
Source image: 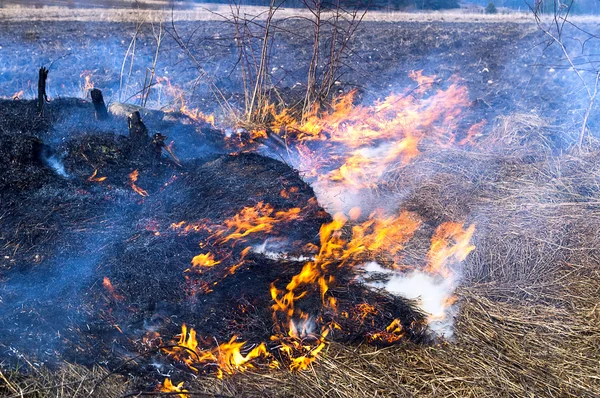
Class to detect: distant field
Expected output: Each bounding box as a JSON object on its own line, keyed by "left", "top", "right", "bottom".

{"left": 2, "top": 2, "right": 600, "bottom": 24}
{"left": 0, "top": 2, "right": 546, "bottom": 23}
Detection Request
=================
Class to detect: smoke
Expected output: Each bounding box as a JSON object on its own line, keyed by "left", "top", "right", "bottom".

{"left": 42, "top": 151, "right": 69, "bottom": 178}
{"left": 361, "top": 261, "right": 459, "bottom": 339}
{"left": 0, "top": 229, "right": 115, "bottom": 362}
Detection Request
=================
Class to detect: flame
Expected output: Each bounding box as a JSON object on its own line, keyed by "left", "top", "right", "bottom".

{"left": 156, "top": 76, "right": 215, "bottom": 125}
{"left": 355, "top": 303, "right": 378, "bottom": 325}
{"left": 102, "top": 277, "right": 124, "bottom": 301}
{"left": 166, "top": 208, "right": 474, "bottom": 374}
{"left": 87, "top": 169, "right": 107, "bottom": 183}
{"left": 189, "top": 252, "right": 220, "bottom": 270}
{"left": 270, "top": 209, "right": 421, "bottom": 337}
{"left": 158, "top": 73, "right": 480, "bottom": 376}
{"left": 426, "top": 222, "right": 476, "bottom": 278}
{"left": 250, "top": 72, "right": 476, "bottom": 196}
{"left": 367, "top": 318, "right": 404, "bottom": 344}
{"left": 129, "top": 169, "right": 149, "bottom": 197}
{"left": 272, "top": 328, "right": 330, "bottom": 372}
{"left": 163, "top": 324, "right": 269, "bottom": 377}
{"left": 170, "top": 220, "right": 211, "bottom": 235}
{"left": 289, "top": 338, "right": 327, "bottom": 371}
{"left": 80, "top": 71, "right": 94, "bottom": 97}
{"left": 159, "top": 378, "right": 188, "bottom": 398}
{"left": 11, "top": 90, "right": 24, "bottom": 100}
{"left": 212, "top": 202, "right": 302, "bottom": 244}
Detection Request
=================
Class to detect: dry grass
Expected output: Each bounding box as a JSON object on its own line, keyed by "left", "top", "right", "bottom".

{"left": 2, "top": 113, "right": 600, "bottom": 397}
{"left": 3, "top": 3, "right": 599, "bottom": 24}
{"left": 0, "top": 363, "right": 128, "bottom": 398}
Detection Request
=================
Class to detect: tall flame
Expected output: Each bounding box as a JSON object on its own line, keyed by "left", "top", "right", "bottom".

{"left": 80, "top": 71, "right": 94, "bottom": 97}
{"left": 159, "top": 72, "right": 479, "bottom": 376}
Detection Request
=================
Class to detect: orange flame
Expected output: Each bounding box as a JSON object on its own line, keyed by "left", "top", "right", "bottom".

{"left": 163, "top": 324, "right": 269, "bottom": 377}
{"left": 426, "top": 222, "right": 476, "bottom": 278}
{"left": 253, "top": 72, "right": 476, "bottom": 194}
{"left": 159, "top": 378, "right": 188, "bottom": 398}
{"left": 213, "top": 202, "right": 302, "bottom": 244}
{"left": 102, "top": 277, "right": 124, "bottom": 301}
{"left": 367, "top": 318, "right": 404, "bottom": 344}
{"left": 87, "top": 169, "right": 107, "bottom": 183}
{"left": 270, "top": 209, "right": 421, "bottom": 336}
{"left": 160, "top": 73, "right": 480, "bottom": 375}
{"left": 189, "top": 252, "right": 220, "bottom": 271}
{"left": 129, "top": 169, "right": 149, "bottom": 197}
{"left": 156, "top": 76, "right": 215, "bottom": 126}
{"left": 11, "top": 90, "right": 24, "bottom": 100}
{"left": 80, "top": 71, "right": 94, "bottom": 96}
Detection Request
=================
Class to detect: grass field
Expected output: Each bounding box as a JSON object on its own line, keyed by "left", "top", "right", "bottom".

{"left": 1, "top": 3, "right": 600, "bottom": 398}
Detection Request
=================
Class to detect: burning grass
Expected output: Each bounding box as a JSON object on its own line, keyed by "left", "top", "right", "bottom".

{"left": 2, "top": 58, "right": 600, "bottom": 398}
{"left": 1, "top": 104, "right": 600, "bottom": 396}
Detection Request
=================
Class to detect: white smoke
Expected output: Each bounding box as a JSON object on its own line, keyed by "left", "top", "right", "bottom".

{"left": 361, "top": 261, "right": 459, "bottom": 339}
{"left": 252, "top": 240, "right": 313, "bottom": 262}
{"left": 43, "top": 153, "right": 69, "bottom": 178}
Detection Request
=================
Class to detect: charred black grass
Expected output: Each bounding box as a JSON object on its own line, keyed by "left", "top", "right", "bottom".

{"left": 0, "top": 97, "right": 431, "bottom": 394}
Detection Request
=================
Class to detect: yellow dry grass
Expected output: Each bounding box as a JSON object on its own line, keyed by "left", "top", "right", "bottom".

{"left": 3, "top": 3, "right": 599, "bottom": 24}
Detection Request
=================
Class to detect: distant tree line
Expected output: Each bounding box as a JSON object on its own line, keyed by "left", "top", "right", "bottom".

{"left": 465, "top": 0, "right": 600, "bottom": 14}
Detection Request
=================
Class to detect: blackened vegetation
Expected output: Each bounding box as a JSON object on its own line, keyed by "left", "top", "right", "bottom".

{"left": 37, "top": 66, "right": 49, "bottom": 116}
{"left": 90, "top": 88, "right": 109, "bottom": 121}
{"left": 0, "top": 97, "right": 426, "bottom": 383}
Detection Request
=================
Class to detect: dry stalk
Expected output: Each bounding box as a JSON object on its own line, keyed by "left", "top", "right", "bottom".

{"left": 119, "top": 21, "right": 143, "bottom": 103}
{"left": 530, "top": 1, "right": 600, "bottom": 148}
{"left": 141, "top": 22, "right": 165, "bottom": 108}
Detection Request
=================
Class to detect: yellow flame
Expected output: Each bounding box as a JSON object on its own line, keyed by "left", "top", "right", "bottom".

{"left": 163, "top": 325, "right": 269, "bottom": 377}
{"left": 159, "top": 378, "right": 188, "bottom": 398}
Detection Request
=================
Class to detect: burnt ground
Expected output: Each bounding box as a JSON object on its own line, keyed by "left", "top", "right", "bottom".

{"left": 1, "top": 13, "right": 600, "bottom": 396}
{"left": 0, "top": 97, "right": 428, "bottom": 384}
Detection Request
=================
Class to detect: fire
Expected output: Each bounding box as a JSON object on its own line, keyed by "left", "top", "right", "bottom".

{"left": 289, "top": 338, "right": 327, "bottom": 371}
{"left": 80, "top": 71, "right": 94, "bottom": 97}
{"left": 87, "top": 169, "right": 107, "bottom": 183}
{"left": 270, "top": 209, "right": 421, "bottom": 336}
{"left": 251, "top": 72, "right": 476, "bottom": 196}
{"left": 355, "top": 303, "right": 378, "bottom": 324}
{"left": 426, "top": 222, "right": 476, "bottom": 278}
{"left": 157, "top": 73, "right": 480, "bottom": 378}
{"left": 11, "top": 90, "right": 23, "bottom": 100}
{"left": 189, "top": 252, "right": 220, "bottom": 270}
{"left": 159, "top": 378, "right": 188, "bottom": 398}
{"left": 367, "top": 318, "right": 404, "bottom": 344}
{"left": 170, "top": 220, "right": 211, "bottom": 235}
{"left": 163, "top": 324, "right": 269, "bottom": 378}
{"left": 156, "top": 76, "right": 215, "bottom": 126}
{"left": 212, "top": 202, "right": 303, "bottom": 244}
{"left": 102, "top": 277, "right": 123, "bottom": 301}
{"left": 165, "top": 207, "right": 475, "bottom": 375}
{"left": 272, "top": 328, "right": 330, "bottom": 372}
{"left": 129, "top": 169, "right": 149, "bottom": 197}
